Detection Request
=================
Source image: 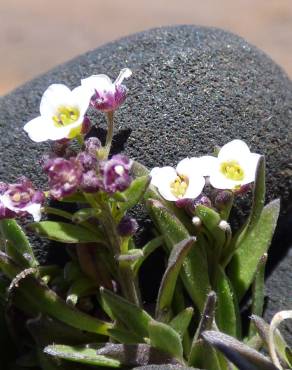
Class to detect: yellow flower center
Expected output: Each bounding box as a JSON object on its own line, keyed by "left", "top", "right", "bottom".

{"left": 52, "top": 106, "right": 80, "bottom": 127}
{"left": 220, "top": 160, "right": 244, "bottom": 181}
{"left": 170, "top": 175, "right": 189, "bottom": 198}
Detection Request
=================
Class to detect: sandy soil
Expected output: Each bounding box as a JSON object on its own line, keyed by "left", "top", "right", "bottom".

{"left": 0, "top": 0, "right": 291, "bottom": 94}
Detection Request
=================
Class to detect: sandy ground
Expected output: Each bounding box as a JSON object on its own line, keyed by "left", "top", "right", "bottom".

{"left": 0, "top": 0, "right": 291, "bottom": 95}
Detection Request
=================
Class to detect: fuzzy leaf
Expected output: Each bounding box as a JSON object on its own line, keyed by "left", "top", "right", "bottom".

{"left": 156, "top": 237, "right": 195, "bottom": 321}
{"left": 96, "top": 343, "right": 180, "bottom": 366}
{"left": 228, "top": 199, "right": 280, "bottom": 301}
{"left": 117, "top": 175, "right": 151, "bottom": 214}
{"left": 169, "top": 307, "right": 194, "bottom": 338}
{"left": 100, "top": 287, "right": 152, "bottom": 340}
{"left": 0, "top": 252, "right": 111, "bottom": 336}
{"left": 149, "top": 320, "right": 183, "bottom": 360}
{"left": 188, "top": 339, "right": 221, "bottom": 369}
{"left": 216, "top": 267, "right": 240, "bottom": 338}
{"left": 202, "top": 330, "right": 278, "bottom": 370}
{"left": 249, "top": 254, "right": 267, "bottom": 338}
{"left": 195, "top": 205, "right": 225, "bottom": 250}
{"left": 29, "top": 221, "right": 104, "bottom": 244}
{"left": 147, "top": 199, "right": 210, "bottom": 311}
{"left": 0, "top": 219, "right": 38, "bottom": 267}
{"left": 44, "top": 344, "right": 121, "bottom": 367}
{"left": 72, "top": 208, "right": 101, "bottom": 223}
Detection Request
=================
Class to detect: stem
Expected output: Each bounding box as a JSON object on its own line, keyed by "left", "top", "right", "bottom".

{"left": 104, "top": 111, "right": 114, "bottom": 158}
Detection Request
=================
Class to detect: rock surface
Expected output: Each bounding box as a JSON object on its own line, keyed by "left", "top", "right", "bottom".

{"left": 0, "top": 25, "right": 291, "bottom": 339}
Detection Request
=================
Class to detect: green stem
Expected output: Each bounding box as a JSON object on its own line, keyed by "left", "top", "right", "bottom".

{"left": 104, "top": 111, "right": 114, "bottom": 158}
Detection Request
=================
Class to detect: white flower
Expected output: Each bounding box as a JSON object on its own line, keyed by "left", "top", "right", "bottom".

{"left": 201, "top": 140, "right": 261, "bottom": 190}
{"left": 24, "top": 84, "right": 92, "bottom": 142}
{"left": 81, "top": 68, "right": 132, "bottom": 112}
{"left": 150, "top": 158, "right": 206, "bottom": 201}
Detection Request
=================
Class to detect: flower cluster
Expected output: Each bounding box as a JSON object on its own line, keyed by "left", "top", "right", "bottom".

{"left": 150, "top": 140, "right": 260, "bottom": 206}
{"left": 43, "top": 138, "right": 133, "bottom": 199}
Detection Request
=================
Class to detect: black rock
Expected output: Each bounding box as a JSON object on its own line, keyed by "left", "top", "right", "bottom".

{"left": 0, "top": 25, "right": 291, "bottom": 338}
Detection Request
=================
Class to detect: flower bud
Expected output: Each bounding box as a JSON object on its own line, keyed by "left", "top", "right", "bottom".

{"left": 80, "top": 170, "right": 101, "bottom": 193}
{"left": 185, "top": 194, "right": 212, "bottom": 215}
{"left": 214, "top": 190, "right": 233, "bottom": 210}
{"left": 84, "top": 137, "right": 102, "bottom": 157}
{"left": 117, "top": 216, "right": 138, "bottom": 237}
{"left": 77, "top": 152, "right": 97, "bottom": 171}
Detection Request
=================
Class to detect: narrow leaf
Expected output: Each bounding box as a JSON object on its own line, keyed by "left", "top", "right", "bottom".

{"left": 228, "top": 199, "right": 280, "bottom": 301}
{"left": 72, "top": 208, "right": 101, "bottom": 223}
{"left": 44, "top": 344, "right": 121, "bottom": 367}
{"left": 216, "top": 267, "right": 241, "bottom": 338}
{"left": 0, "top": 252, "right": 111, "bottom": 336}
{"left": 169, "top": 307, "right": 194, "bottom": 338}
{"left": 188, "top": 339, "right": 221, "bottom": 369}
{"left": 147, "top": 199, "right": 210, "bottom": 311}
{"left": 100, "top": 287, "right": 152, "bottom": 340}
{"left": 0, "top": 219, "right": 38, "bottom": 267}
{"left": 117, "top": 175, "right": 151, "bottom": 214}
{"left": 156, "top": 237, "right": 195, "bottom": 321}
{"left": 202, "top": 330, "right": 278, "bottom": 370}
{"left": 148, "top": 320, "right": 183, "bottom": 360}
{"left": 96, "top": 343, "right": 180, "bottom": 366}
{"left": 249, "top": 254, "right": 267, "bottom": 338}
{"left": 29, "top": 221, "right": 105, "bottom": 244}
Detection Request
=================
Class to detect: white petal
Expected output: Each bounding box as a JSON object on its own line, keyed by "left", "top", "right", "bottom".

{"left": 114, "top": 68, "right": 132, "bottom": 85}
{"left": 209, "top": 171, "right": 242, "bottom": 190}
{"left": 150, "top": 166, "right": 177, "bottom": 187}
{"left": 71, "top": 85, "right": 92, "bottom": 117}
{"left": 24, "top": 116, "right": 52, "bottom": 142}
{"left": 184, "top": 174, "right": 205, "bottom": 199}
{"left": 240, "top": 153, "right": 261, "bottom": 185}
{"left": 40, "top": 84, "right": 72, "bottom": 117}
{"left": 23, "top": 203, "right": 42, "bottom": 221}
{"left": 81, "top": 75, "right": 114, "bottom": 94}
{"left": 189, "top": 156, "right": 218, "bottom": 177}
{"left": 150, "top": 166, "right": 178, "bottom": 201}
{"left": 218, "top": 139, "right": 251, "bottom": 162}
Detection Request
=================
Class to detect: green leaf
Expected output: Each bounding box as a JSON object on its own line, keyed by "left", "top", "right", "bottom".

{"left": 202, "top": 330, "right": 278, "bottom": 370}
{"left": 133, "top": 236, "right": 163, "bottom": 274}
{"left": 195, "top": 205, "right": 225, "bottom": 250}
{"left": 216, "top": 267, "right": 240, "bottom": 338}
{"left": 72, "top": 208, "right": 101, "bottom": 223}
{"left": 188, "top": 339, "right": 221, "bottom": 369}
{"left": 0, "top": 219, "right": 38, "bottom": 267}
{"left": 0, "top": 252, "right": 111, "bottom": 336}
{"left": 148, "top": 320, "right": 183, "bottom": 360}
{"left": 95, "top": 343, "right": 180, "bottom": 366}
{"left": 108, "top": 327, "right": 142, "bottom": 344}
{"left": 58, "top": 192, "right": 88, "bottom": 203}
{"left": 147, "top": 199, "right": 210, "bottom": 311}
{"left": 228, "top": 199, "right": 280, "bottom": 301}
{"left": 29, "top": 221, "right": 105, "bottom": 244}
{"left": 66, "top": 277, "right": 97, "bottom": 306}
{"left": 44, "top": 344, "right": 121, "bottom": 367}
{"left": 249, "top": 254, "right": 267, "bottom": 338}
{"left": 100, "top": 287, "right": 152, "bottom": 340}
{"left": 117, "top": 175, "right": 151, "bottom": 215}
{"left": 156, "top": 237, "right": 195, "bottom": 321}
{"left": 169, "top": 307, "right": 194, "bottom": 339}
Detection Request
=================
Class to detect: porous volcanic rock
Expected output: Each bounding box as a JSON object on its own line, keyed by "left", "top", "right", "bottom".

{"left": 0, "top": 25, "right": 291, "bottom": 338}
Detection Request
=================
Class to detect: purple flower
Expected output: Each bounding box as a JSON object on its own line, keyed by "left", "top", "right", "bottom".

{"left": 100, "top": 154, "right": 132, "bottom": 194}
{"left": 0, "top": 177, "right": 45, "bottom": 221}
{"left": 80, "top": 170, "right": 101, "bottom": 193}
{"left": 43, "top": 157, "right": 83, "bottom": 199}
{"left": 117, "top": 216, "right": 138, "bottom": 237}
{"left": 81, "top": 68, "right": 132, "bottom": 112}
